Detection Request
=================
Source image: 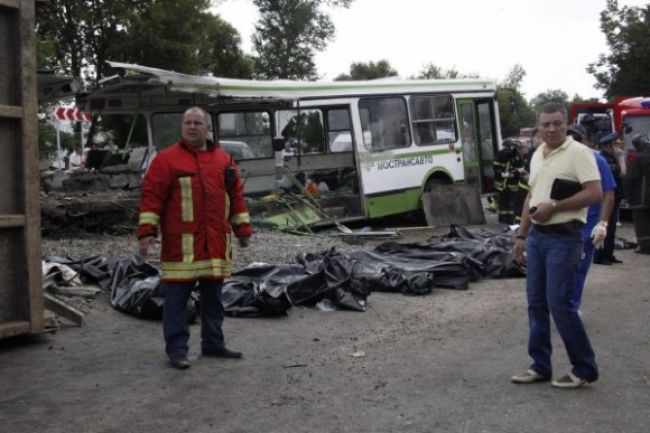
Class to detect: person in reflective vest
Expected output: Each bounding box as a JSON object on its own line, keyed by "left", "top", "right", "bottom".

{"left": 137, "top": 107, "right": 252, "bottom": 369}
{"left": 494, "top": 138, "right": 529, "bottom": 224}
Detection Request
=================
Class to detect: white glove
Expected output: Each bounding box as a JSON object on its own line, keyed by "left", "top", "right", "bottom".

{"left": 591, "top": 221, "right": 608, "bottom": 249}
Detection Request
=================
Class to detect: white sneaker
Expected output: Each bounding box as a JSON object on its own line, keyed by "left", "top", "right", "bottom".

{"left": 551, "top": 372, "right": 588, "bottom": 388}
{"left": 511, "top": 369, "right": 550, "bottom": 384}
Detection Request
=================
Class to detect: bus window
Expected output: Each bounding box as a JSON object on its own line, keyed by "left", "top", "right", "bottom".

{"left": 327, "top": 108, "right": 353, "bottom": 152}
{"left": 92, "top": 113, "right": 148, "bottom": 148}
{"left": 410, "top": 95, "right": 456, "bottom": 145}
{"left": 218, "top": 111, "right": 272, "bottom": 160}
{"left": 153, "top": 112, "right": 217, "bottom": 151}
{"left": 152, "top": 112, "right": 183, "bottom": 150}
{"left": 359, "top": 97, "right": 410, "bottom": 151}
{"left": 276, "top": 109, "right": 325, "bottom": 154}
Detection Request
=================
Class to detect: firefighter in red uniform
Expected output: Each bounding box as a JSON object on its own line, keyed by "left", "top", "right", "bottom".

{"left": 138, "top": 107, "right": 252, "bottom": 369}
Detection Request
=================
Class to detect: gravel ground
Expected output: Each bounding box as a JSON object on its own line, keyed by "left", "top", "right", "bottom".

{"left": 6, "top": 223, "right": 648, "bottom": 433}
{"left": 41, "top": 226, "right": 363, "bottom": 270}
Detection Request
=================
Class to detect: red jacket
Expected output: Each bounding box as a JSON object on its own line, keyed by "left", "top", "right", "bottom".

{"left": 138, "top": 141, "right": 251, "bottom": 281}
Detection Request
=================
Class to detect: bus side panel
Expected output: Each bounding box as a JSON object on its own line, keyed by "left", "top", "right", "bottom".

{"left": 364, "top": 189, "right": 422, "bottom": 219}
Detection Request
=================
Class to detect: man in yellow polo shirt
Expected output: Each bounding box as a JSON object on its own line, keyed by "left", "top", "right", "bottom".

{"left": 511, "top": 103, "right": 602, "bottom": 388}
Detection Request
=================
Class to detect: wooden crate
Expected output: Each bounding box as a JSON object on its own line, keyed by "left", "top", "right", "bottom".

{"left": 0, "top": 0, "right": 45, "bottom": 338}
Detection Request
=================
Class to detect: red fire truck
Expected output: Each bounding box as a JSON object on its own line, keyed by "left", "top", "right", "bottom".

{"left": 570, "top": 96, "right": 650, "bottom": 155}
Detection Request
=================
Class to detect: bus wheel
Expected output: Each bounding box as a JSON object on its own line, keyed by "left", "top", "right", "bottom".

{"left": 424, "top": 177, "right": 449, "bottom": 192}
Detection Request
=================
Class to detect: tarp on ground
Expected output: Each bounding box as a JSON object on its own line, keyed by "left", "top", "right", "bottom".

{"left": 43, "top": 226, "right": 525, "bottom": 319}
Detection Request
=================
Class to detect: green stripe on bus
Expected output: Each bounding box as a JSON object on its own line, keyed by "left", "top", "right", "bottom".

{"left": 365, "top": 188, "right": 423, "bottom": 218}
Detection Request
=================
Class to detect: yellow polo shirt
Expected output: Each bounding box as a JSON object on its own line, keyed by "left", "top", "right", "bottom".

{"left": 528, "top": 137, "right": 600, "bottom": 224}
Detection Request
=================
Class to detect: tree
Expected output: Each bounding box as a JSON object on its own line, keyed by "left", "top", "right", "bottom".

{"left": 251, "top": 0, "right": 352, "bottom": 80}
{"left": 497, "top": 65, "right": 535, "bottom": 138}
{"left": 530, "top": 89, "right": 570, "bottom": 111}
{"left": 199, "top": 18, "right": 254, "bottom": 78}
{"left": 114, "top": 0, "right": 206, "bottom": 75}
{"left": 334, "top": 60, "right": 398, "bottom": 81}
{"left": 501, "top": 63, "right": 526, "bottom": 90}
{"left": 415, "top": 63, "right": 478, "bottom": 79}
{"left": 570, "top": 94, "right": 600, "bottom": 104}
{"left": 588, "top": 0, "right": 650, "bottom": 99}
{"left": 36, "top": 0, "right": 253, "bottom": 83}
{"left": 38, "top": 118, "right": 77, "bottom": 159}
{"left": 36, "top": 0, "right": 96, "bottom": 77}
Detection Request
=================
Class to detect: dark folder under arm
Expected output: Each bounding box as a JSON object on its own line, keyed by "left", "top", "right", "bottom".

{"left": 550, "top": 178, "right": 582, "bottom": 200}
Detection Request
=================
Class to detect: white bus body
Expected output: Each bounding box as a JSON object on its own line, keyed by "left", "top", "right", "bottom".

{"left": 79, "top": 62, "right": 502, "bottom": 224}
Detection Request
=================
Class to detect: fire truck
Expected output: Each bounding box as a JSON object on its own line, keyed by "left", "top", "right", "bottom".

{"left": 570, "top": 96, "right": 650, "bottom": 157}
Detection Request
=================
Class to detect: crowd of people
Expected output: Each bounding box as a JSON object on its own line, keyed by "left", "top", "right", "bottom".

{"left": 494, "top": 115, "right": 649, "bottom": 261}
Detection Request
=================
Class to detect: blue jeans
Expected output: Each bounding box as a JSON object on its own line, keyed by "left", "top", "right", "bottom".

{"left": 573, "top": 221, "right": 597, "bottom": 310}
{"left": 162, "top": 279, "right": 225, "bottom": 359}
{"left": 526, "top": 228, "right": 598, "bottom": 382}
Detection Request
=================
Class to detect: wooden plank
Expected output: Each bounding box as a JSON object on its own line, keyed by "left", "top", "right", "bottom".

{"left": 0, "top": 0, "right": 20, "bottom": 10}
{"left": 50, "top": 285, "right": 101, "bottom": 298}
{"left": 0, "top": 214, "right": 25, "bottom": 228}
{"left": 0, "top": 104, "right": 22, "bottom": 119}
{"left": 0, "top": 320, "right": 30, "bottom": 339}
{"left": 20, "top": 0, "right": 44, "bottom": 333}
{"left": 43, "top": 293, "right": 84, "bottom": 326}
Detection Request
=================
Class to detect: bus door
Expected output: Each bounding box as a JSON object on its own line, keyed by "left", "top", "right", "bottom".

{"left": 457, "top": 99, "right": 498, "bottom": 194}
{"left": 476, "top": 99, "right": 497, "bottom": 194}
{"left": 276, "top": 102, "right": 363, "bottom": 219}
{"left": 458, "top": 100, "right": 480, "bottom": 189}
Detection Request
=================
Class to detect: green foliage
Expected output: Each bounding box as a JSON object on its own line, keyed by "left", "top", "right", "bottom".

{"left": 36, "top": 0, "right": 252, "bottom": 83}
{"left": 497, "top": 65, "right": 535, "bottom": 138}
{"left": 36, "top": 38, "right": 56, "bottom": 70}
{"left": 35, "top": 0, "right": 93, "bottom": 77}
{"left": 334, "top": 60, "right": 398, "bottom": 80}
{"left": 497, "top": 88, "right": 535, "bottom": 138}
{"left": 415, "top": 63, "right": 478, "bottom": 79}
{"left": 588, "top": 0, "right": 650, "bottom": 99}
{"left": 199, "top": 18, "right": 254, "bottom": 78}
{"left": 570, "top": 94, "right": 600, "bottom": 104}
{"left": 252, "top": 0, "right": 351, "bottom": 79}
{"left": 38, "top": 119, "right": 77, "bottom": 158}
{"left": 530, "top": 89, "right": 570, "bottom": 112}
{"left": 501, "top": 64, "right": 526, "bottom": 90}
{"left": 113, "top": 0, "right": 219, "bottom": 75}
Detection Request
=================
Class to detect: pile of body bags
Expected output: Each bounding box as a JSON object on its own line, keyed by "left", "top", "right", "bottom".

{"left": 43, "top": 226, "right": 524, "bottom": 319}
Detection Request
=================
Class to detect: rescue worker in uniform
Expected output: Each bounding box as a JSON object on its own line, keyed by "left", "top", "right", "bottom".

{"left": 138, "top": 107, "right": 252, "bottom": 369}
{"left": 494, "top": 138, "right": 529, "bottom": 224}
{"left": 594, "top": 132, "right": 623, "bottom": 265}
{"left": 625, "top": 133, "right": 650, "bottom": 254}
{"left": 566, "top": 124, "right": 615, "bottom": 312}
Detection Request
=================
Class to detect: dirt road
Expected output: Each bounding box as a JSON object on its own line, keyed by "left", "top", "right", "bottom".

{"left": 1, "top": 225, "right": 648, "bottom": 433}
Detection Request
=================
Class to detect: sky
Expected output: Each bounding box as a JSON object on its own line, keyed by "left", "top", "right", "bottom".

{"left": 213, "top": 0, "right": 649, "bottom": 101}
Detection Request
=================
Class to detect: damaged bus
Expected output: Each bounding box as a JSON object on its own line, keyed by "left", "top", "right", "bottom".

{"left": 78, "top": 62, "right": 502, "bottom": 228}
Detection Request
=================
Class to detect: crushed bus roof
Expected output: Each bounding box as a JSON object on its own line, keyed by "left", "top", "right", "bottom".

{"left": 105, "top": 61, "right": 497, "bottom": 100}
